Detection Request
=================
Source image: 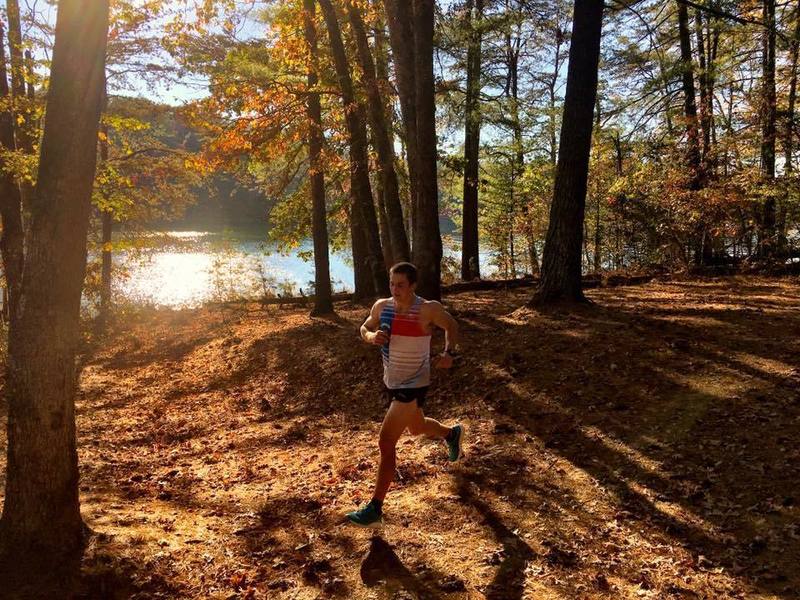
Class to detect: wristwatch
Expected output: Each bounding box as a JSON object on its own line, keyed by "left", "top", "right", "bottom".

{"left": 444, "top": 347, "right": 460, "bottom": 358}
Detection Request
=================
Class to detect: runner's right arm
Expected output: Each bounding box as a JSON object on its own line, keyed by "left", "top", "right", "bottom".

{"left": 360, "top": 300, "right": 388, "bottom": 345}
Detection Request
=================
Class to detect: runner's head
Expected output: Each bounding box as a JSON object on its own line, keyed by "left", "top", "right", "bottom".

{"left": 389, "top": 262, "right": 417, "bottom": 302}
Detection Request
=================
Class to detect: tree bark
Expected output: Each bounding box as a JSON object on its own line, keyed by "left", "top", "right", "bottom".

{"left": 781, "top": 0, "right": 800, "bottom": 255}
{"left": 98, "top": 84, "right": 112, "bottom": 330}
{"left": 6, "top": 0, "right": 34, "bottom": 154}
{"left": 6, "top": 0, "right": 35, "bottom": 220}
{"left": 347, "top": 0, "right": 409, "bottom": 265}
{"left": 461, "top": 0, "right": 483, "bottom": 281}
{"left": 530, "top": 0, "right": 603, "bottom": 305}
{"left": 548, "top": 11, "right": 565, "bottom": 168}
{"left": 677, "top": 0, "right": 710, "bottom": 264}
{"left": 383, "top": 0, "right": 443, "bottom": 298}
{"left": 677, "top": 0, "right": 702, "bottom": 191}
{"left": 760, "top": 0, "right": 777, "bottom": 256}
{"left": 303, "top": 0, "right": 334, "bottom": 315}
{"left": 318, "top": 0, "right": 388, "bottom": 296}
{"left": 350, "top": 186, "right": 376, "bottom": 300}
{"left": 1, "top": 0, "right": 109, "bottom": 557}
{"left": 383, "top": 0, "right": 420, "bottom": 239}
{"left": 0, "top": 23, "right": 24, "bottom": 325}
{"left": 694, "top": 9, "right": 711, "bottom": 163}
{"left": 372, "top": 169, "right": 393, "bottom": 268}
{"left": 410, "top": 0, "right": 442, "bottom": 300}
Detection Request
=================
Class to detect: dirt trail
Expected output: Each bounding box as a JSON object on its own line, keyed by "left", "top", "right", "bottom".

{"left": 1, "top": 276, "right": 799, "bottom": 599}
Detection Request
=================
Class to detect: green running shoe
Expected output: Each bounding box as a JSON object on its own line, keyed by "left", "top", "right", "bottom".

{"left": 346, "top": 501, "right": 383, "bottom": 528}
{"left": 446, "top": 424, "right": 465, "bottom": 462}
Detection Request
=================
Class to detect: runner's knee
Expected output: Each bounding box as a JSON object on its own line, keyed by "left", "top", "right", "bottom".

{"left": 407, "top": 420, "right": 424, "bottom": 436}
{"left": 378, "top": 435, "right": 397, "bottom": 456}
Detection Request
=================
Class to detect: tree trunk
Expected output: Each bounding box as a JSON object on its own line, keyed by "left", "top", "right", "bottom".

{"left": 677, "top": 0, "right": 701, "bottom": 190}
{"left": 318, "top": 0, "right": 388, "bottom": 296}
{"left": 383, "top": 0, "right": 442, "bottom": 298}
{"left": 383, "top": 0, "right": 420, "bottom": 240}
{"left": 508, "top": 22, "right": 524, "bottom": 279}
{"left": 303, "top": 0, "right": 334, "bottom": 315}
{"left": 593, "top": 185, "right": 602, "bottom": 272}
{"left": 6, "top": 0, "right": 33, "bottom": 154}
{"left": 347, "top": 0, "right": 409, "bottom": 265}
{"left": 1, "top": 0, "right": 109, "bottom": 557}
{"left": 0, "top": 23, "right": 24, "bottom": 326}
{"left": 548, "top": 11, "right": 564, "bottom": 168}
{"left": 98, "top": 85, "right": 112, "bottom": 330}
{"left": 410, "top": 0, "right": 442, "bottom": 300}
{"left": 530, "top": 0, "right": 603, "bottom": 305}
{"left": 374, "top": 171, "right": 393, "bottom": 268}
{"left": 6, "top": 0, "right": 35, "bottom": 218}
{"left": 694, "top": 9, "right": 711, "bottom": 163}
{"left": 781, "top": 0, "right": 800, "bottom": 255}
{"left": 760, "top": 0, "right": 777, "bottom": 256}
{"left": 350, "top": 188, "right": 376, "bottom": 300}
{"left": 461, "top": 0, "right": 483, "bottom": 281}
{"left": 677, "top": 0, "right": 710, "bottom": 264}
{"left": 100, "top": 209, "right": 112, "bottom": 318}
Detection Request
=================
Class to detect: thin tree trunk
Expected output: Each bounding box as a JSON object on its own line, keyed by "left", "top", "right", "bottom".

{"left": 548, "top": 18, "right": 564, "bottom": 168}
{"left": 1, "top": 0, "right": 109, "bottom": 557}
{"left": 350, "top": 189, "right": 376, "bottom": 300}
{"left": 318, "top": 0, "right": 388, "bottom": 296}
{"left": 781, "top": 0, "right": 800, "bottom": 255}
{"left": 383, "top": 0, "right": 420, "bottom": 240}
{"left": 708, "top": 19, "right": 719, "bottom": 158}
{"left": 677, "top": 0, "right": 701, "bottom": 190}
{"left": 373, "top": 11, "right": 410, "bottom": 230}
{"left": 6, "top": 0, "right": 33, "bottom": 153}
{"left": 347, "top": 1, "right": 409, "bottom": 264}
{"left": 374, "top": 172, "right": 393, "bottom": 268}
{"left": 100, "top": 210, "right": 112, "bottom": 317}
{"left": 761, "top": 0, "right": 776, "bottom": 256}
{"left": 6, "top": 0, "right": 34, "bottom": 219}
{"left": 24, "top": 49, "right": 34, "bottom": 100}
{"left": 694, "top": 9, "right": 711, "bottom": 163}
{"left": 461, "top": 0, "right": 483, "bottom": 280}
{"left": 677, "top": 0, "right": 709, "bottom": 264}
{"left": 530, "top": 0, "right": 603, "bottom": 305}
{"left": 0, "top": 23, "right": 24, "bottom": 326}
{"left": 303, "top": 0, "right": 334, "bottom": 315}
{"left": 98, "top": 84, "right": 112, "bottom": 330}
{"left": 593, "top": 184, "right": 601, "bottom": 272}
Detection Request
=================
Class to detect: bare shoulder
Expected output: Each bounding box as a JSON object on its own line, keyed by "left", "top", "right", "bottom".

{"left": 419, "top": 299, "right": 448, "bottom": 317}
{"left": 371, "top": 297, "right": 392, "bottom": 315}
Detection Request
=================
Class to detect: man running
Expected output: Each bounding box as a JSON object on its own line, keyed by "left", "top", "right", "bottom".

{"left": 346, "top": 262, "right": 465, "bottom": 527}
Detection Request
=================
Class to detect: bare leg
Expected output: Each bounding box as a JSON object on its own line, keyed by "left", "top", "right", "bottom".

{"left": 407, "top": 406, "right": 451, "bottom": 439}
{"left": 373, "top": 400, "right": 418, "bottom": 502}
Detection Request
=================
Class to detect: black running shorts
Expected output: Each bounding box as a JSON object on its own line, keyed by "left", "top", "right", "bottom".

{"left": 385, "top": 385, "right": 428, "bottom": 408}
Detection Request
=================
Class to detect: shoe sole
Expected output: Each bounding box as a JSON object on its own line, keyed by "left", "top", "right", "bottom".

{"left": 346, "top": 517, "right": 384, "bottom": 529}
{"left": 451, "top": 424, "right": 465, "bottom": 462}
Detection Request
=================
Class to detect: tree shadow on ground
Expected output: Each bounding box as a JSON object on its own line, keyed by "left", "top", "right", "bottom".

{"left": 466, "top": 280, "right": 800, "bottom": 597}
{"left": 0, "top": 531, "right": 180, "bottom": 599}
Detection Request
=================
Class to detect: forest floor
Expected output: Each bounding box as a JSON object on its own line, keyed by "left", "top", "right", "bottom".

{"left": 1, "top": 275, "right": 799, "bottom": 599}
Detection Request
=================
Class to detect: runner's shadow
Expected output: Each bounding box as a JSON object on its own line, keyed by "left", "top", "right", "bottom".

{"left": 360, "top": 536, "right": 443, "bottom": 600}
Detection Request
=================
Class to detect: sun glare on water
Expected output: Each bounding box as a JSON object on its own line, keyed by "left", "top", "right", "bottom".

{"left": 122, "top": 251, "right": 214, "bottom": 308}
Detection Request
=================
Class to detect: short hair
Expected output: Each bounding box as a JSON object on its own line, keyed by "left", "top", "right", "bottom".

{"left": 389, "top": 262, "right": 418, "bottom": 284}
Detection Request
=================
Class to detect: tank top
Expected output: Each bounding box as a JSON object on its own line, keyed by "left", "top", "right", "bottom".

{"left": 379, "top": 296, "right": 431, "bottom": 389}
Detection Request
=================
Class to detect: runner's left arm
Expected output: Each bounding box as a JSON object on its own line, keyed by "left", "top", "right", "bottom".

{"left": 429, "top": 302, "right": 459, "bottom": 358}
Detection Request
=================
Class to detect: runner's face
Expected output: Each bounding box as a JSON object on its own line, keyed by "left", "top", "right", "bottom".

{"left": 390, "top": 272, "right": 415, "bottom": 303}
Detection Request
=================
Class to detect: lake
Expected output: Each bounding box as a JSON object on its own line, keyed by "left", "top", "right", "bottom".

{"left": 112, "top": 231, "right": 495, "bottom": 308}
